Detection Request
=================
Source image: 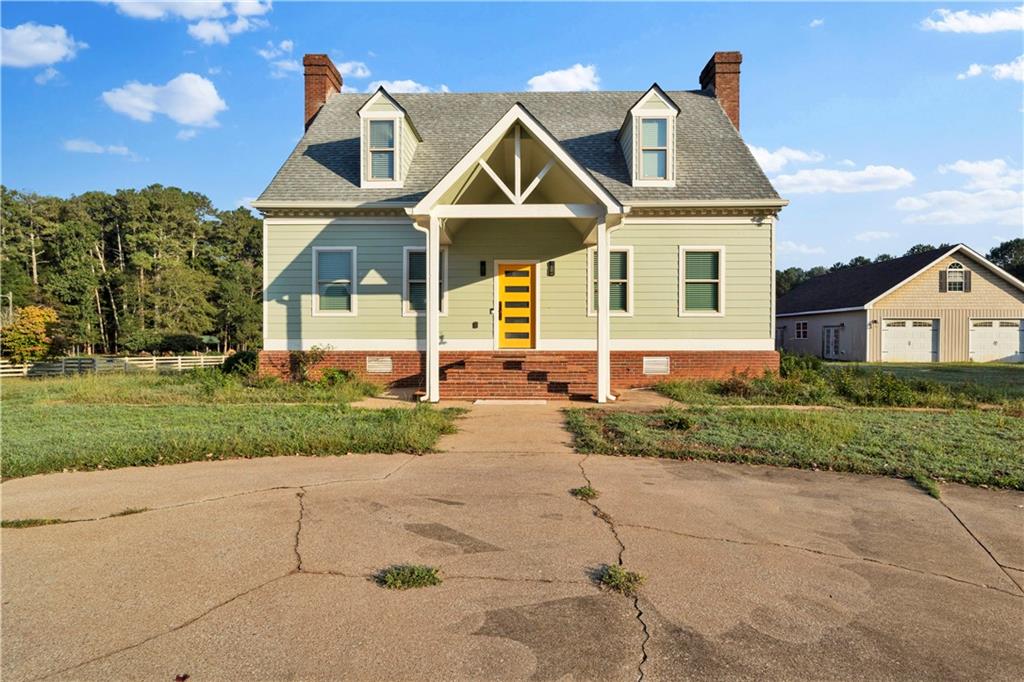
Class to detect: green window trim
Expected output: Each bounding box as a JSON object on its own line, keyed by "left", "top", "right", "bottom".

{"left": 404, "top": 247, "right": 447, "bottom": 315}
{"left": 314, "top": 247, "right": 356, "bottom": 315}
{"left": 368, "top": 119, "right": 396, "bottom": 181}
{"left": 681, "top": 248, "right": 723, "bottom": 315}
{"left": 590, "top": 247, "right": 632, "bottom": 315}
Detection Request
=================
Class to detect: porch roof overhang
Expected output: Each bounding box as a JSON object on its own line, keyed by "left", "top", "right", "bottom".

{"left": 409, "top": 102, "right": 624, "bottom": 221}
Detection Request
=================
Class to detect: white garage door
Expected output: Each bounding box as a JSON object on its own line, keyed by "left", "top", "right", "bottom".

{"left": 970, "top": 320, "right": 1023, "bottom": 363}
{"left": 882, "top": 319, "right": 938, "bottom": 362}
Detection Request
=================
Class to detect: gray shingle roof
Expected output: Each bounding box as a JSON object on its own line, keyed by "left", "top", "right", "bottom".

{"left": 776, "top": 247, "right": 955, "bottom": 315}
{"left": 257, "top": 90, "right": 779, "bottom": 205}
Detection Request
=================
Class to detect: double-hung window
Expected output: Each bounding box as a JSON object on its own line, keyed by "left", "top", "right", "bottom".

{"left": 589, "top": 247, "right": 632, "bottom": 315}
{"left": 680, "top": 248, "right": 723, "bottom": 315}
{"left": 314, "top": 247, "right": 356, "bottom": 315}
{"left": 640, "top": 119, "right": 668, "bottom": 180}
{"left": 368, "top": 120, "right": 396, "bottom": 181}
{"left": 403, "top": 247, "right": 447, "bottom": 315}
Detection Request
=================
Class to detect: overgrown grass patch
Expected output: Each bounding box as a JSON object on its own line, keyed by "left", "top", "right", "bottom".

{"left": 1, "top": 518, "right": 70, "bottom": 529}
{"left": 598, "top": 564, "right": 645, "bottom": 597}
{"left": 2, "top": 403, "right": 464, "bottom": 479}
{"left": 1, "top": 367, "right": 381, "bottom": 407}
{"left": 376, "top": 564, "right": 442, "bottom": 590}
{"left": 569, "top": 485, "right": 599, "bottom": 501}
{"left": 565, "top": 406, "right": 1024, "bottom": 491}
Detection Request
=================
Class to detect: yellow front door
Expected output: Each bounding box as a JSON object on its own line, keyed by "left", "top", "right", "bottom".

{"left": 498, "top": 263, "right": 535, "bottom": 349}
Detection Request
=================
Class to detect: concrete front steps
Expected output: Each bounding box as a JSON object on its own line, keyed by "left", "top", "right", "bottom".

{"left": 434, "top": 354, "right": 599, "bottom": 401}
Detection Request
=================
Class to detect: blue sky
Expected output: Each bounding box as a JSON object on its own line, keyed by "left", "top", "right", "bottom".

{"left": 2, "top": 1, "right": 1022, "bottom": 268}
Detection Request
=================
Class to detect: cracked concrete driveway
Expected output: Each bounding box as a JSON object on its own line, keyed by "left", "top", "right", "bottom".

{"left": 3, "top": 403, "right": 1023, "bottom": 681}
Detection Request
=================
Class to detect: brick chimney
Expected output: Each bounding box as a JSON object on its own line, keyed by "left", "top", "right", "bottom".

{"left": 699, "top": 51, "right": 742, "bottom": 130}
{"left": 304, "top": 54, "right": 343, "bottom": 130}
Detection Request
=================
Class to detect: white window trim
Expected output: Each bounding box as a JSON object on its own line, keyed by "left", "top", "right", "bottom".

{"left": 587, "top": 245, "right": 634, "bottom": 317}
{"left": 946, "top": 262, "right": 966, "bottom": 292}
{"left": 402, "top": 245, "right": 449, "bottom": 317}
{"left": 679, "top": 246, "right": 726, "bottom": 317}
{"left": 312, "top": 246, "right": 357, "bottom": 317}
{"left": 360, "top": 112, "right": 404, "bottom": 189}
{"left": 637, "top": 117, "right": 671, "bottom": 183}
{"left": 633, "top": 115, "right": 675, "bottom": 188}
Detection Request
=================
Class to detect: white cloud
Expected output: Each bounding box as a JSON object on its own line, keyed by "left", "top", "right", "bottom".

{"left": 102, "top": 73, "right": 227, "bottom": 127}
{"left": 921, "top": 6, "right": 1023, "bottom": 33}
{"left": 897, "top": 159, "right": 1024, "bottom": 226}
{"left": 176, "top": 129, "right": 198, "bottom": 141}
{"left": 855, "top": 231, "right": 896, "bottom": 242}
{"left": 337, "top": 61, "right": 370, "bottom": 79}
{"left": 108, "top": 1, "right": 229, "bottom": 20}
{"left": 269, "top": 59, "right": 300, "bottom": 79}
{"left": 748, "top": 145, "right": 825, "bottom": 173}
{"left": 258, "top": 39, "right": 291, "bottom": 60}
{"left": 63, "top": 138, "right": 135, "bottom": 158}
{"left": 838, "top": 159, "right": 856, "bottom": 167}
{"left": 778, "top": 241, "right": 825, "bottom": 255}
{"left": 367, "top": 79, "right": 436, "bottom": 93}
{"left": 187, "top": 19, "right": 229, "bottom": 44}
{"left": 1, "top": 22, "right": 87, "bottom": 68}
{"left": 896, "top": 189, "right": 1023, "bottom": 226}
{"left": 773, "top": 165, "right": 915, "bottom": 194}
{"left": 106, "top": 1, "right": 270, "bottom": 43}
{"left": 957, "top": 55, "right": 1024, "bottom": 82}
{"left": 809, "top": 18, "right": 825, "bottom": 28}
{"left": 34, "top": 66, "right": 59, "bottom": 85}
{"left": 938, "top": 159, "right": 1024, "bottom": 190}
{"left": 526, "top": 63, "right": 599, "bottom": 92}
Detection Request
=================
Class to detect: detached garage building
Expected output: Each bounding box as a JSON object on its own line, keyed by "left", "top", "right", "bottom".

{"left": 776, "top": 244, "right": 1024, "bottom": 363}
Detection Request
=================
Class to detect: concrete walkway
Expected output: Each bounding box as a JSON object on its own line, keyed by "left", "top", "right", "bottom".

{"left": 2, "top": 401, "right": 1023, "bottom": 681}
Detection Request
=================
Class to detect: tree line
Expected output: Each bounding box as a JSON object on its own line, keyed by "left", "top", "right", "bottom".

{"left": 1, "top": 185, "right": 261, "bottom": 356}
{"left": 776, "top": 239, "right": 1024, "bottom": 297}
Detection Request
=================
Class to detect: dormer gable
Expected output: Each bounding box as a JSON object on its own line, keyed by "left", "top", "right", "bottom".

{"left": 357, "top": 87, "right": 421, "bottom": 189}
{"left": 617, "top": 84, "right": 680, "bottom": 188}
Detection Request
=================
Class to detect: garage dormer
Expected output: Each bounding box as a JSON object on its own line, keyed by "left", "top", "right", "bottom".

{"left": 617, "top": 84, "right": 679, "bottom": 188}
{"left": 358, "top": 87, "right": 421, "bottom": 189}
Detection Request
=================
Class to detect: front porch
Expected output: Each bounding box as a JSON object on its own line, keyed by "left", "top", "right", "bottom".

{"left": 409, "top": 103, "right": 625, "bottom": 403}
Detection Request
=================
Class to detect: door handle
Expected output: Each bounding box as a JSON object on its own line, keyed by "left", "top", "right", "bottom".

{"left": 498, "top": 302, "right": 503, "bottom": 320}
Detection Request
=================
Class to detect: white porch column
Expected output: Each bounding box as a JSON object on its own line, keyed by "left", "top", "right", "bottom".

{"left": 596, "top": 216, "right": 610, "bottom": 403}
{"left": 425, "top": 215, "right": 442, "bottom": 402}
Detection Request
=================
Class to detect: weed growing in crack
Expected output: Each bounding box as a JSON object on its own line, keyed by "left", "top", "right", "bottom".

{"left": 1, "top": 518, "right": 69, "bottom": 529}
{"left": 599, "top": 564, "right": 645, "bottom": 597}
{"left": 376, "top": 564, "right": 442, "bottom": 590}
{"left": 110, "top": 507, "right": 149, "bottom": 517}
{"left": 570, "top": 485, "right": 599, "bottom": 501}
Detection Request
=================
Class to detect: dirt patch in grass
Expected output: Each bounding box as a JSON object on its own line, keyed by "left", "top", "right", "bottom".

{"left": 565, "top": 406, "right": 1024, "bottom": 492}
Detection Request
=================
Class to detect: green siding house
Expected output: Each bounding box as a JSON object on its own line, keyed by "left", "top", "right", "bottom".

{"left": 254, "top": 51, "right": 786, "bottom": 402}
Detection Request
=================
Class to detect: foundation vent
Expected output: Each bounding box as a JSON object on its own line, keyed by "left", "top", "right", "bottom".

{"left": 366, "top": 356, "right": 393, "bottom": 373}
{"left": 642, "top": 356, "right": 670, "bottom": 375}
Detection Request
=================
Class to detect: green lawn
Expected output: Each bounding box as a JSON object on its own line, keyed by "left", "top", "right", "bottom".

{"left": 656, "top": 361, "right": 1024, "bottom": 409}
{"left": 845, "top": 363, "right": 1024, "bottom": 402}
{"left": 1, "top": 372, "right": 462, "bottom": 479}
{"left": 565, "top": 407, "right": 1024, "bottom": 493}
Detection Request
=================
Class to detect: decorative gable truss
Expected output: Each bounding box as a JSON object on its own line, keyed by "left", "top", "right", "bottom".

{"left": 617, "top": 84, "right": 680, "bottom": 188}
{"left": 358, "top": 87, "right": 422, "bottom": 189}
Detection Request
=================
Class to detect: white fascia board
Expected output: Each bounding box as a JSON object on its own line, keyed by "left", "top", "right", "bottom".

{"left": 776, "top": 307, "right": 865, "bottom": 317}
{"left": 412, "top": 102, "right": 622, "bottom": 215}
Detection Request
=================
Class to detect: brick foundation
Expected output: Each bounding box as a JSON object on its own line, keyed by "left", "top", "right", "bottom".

{"left": 259, "top": 349, "right": 779, "bottom": 397}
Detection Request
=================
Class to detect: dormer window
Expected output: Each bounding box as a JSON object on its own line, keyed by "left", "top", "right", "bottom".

{"left": 369, "top": 120, "right": 395, "bottom": 180}
{"left": 640, "top": 118, "right": 668, "bottom": 180}
{"left": 357, "top": 87, "right": 421, "bottom": 189}
{"left": 617, "top": 84, "right": 679, "bottom": 188}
